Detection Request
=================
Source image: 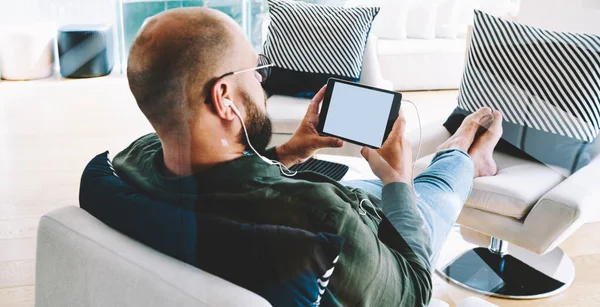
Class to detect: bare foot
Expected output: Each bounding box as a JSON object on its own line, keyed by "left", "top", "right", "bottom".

{"left": 437, "top": 107, "right": 493, "bottom": 152}
{"left": 468, "top": 110, "right": 503, "bottom": 177}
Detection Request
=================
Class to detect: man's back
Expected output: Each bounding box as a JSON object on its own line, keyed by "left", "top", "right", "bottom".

{"left": 112, "top": 133, "right": 432, "bottom": 307}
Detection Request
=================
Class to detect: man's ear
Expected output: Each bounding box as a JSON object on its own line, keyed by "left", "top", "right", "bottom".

{"left": 210, "top": 79, "right": 237, "bottom": 121}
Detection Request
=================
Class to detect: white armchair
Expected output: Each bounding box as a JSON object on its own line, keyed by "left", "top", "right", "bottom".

{"left": 407, "top": 119, "right": 600, "bottom": 299}
{"left": 401, "top": 1, "right": 600, "bottom": 298}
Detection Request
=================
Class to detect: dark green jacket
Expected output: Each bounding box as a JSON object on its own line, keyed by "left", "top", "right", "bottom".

{"left": 113, "top": 133, "right": 432, "bottom": 307}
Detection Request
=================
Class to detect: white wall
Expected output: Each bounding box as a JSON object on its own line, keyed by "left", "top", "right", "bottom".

{"left": 0, "top": 0, "right": 118, "bottom": 26}
{"left": 518, "top": 0, "right": 600, "bottom": 35}
{"left": 0, "top": 0, "right": 121, "bottom": 70}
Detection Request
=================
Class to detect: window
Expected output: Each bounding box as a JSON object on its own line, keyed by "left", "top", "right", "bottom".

{"left": 118, "top": 0, "right": 272, "bottom": 69}
{"left": 0, "top": 0, "right": 349, "bottom": 72}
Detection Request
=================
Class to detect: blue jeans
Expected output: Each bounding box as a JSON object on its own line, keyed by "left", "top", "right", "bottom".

{"left": 342, "top": 149, "right": 474, "bottom": 266}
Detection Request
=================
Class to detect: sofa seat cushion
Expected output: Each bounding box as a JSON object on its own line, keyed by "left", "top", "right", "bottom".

{"left": 267, "top": 95, "right": 310, "bottom": 134}
{"left": 414, "top": 150, "right": 566, "bottom": 219}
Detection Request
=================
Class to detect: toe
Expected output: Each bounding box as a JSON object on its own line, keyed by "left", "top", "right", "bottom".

{"left": 489, "top": 110, "right": 503, "bottom": 134}
{"left": 465, "top": 107, "right": 493, "bottom": 127}
{"left": 481, "top": 106, "right": 493, "bottom": 116}
{"left": 473, "top": 107, "right": 493, "bottom": 119}
{"left": 479, "top": 114, "right": 494, "bottom": 130}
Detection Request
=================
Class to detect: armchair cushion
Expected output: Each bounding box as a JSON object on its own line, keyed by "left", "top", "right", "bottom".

{"left": 409, "top": 119, "right": 599, "bottom": 254}
{"left": 415, "top": 150, "right": 565, "bottom": 219}
{"left": 455, "top": 153, "right": 600, "bottom": 254}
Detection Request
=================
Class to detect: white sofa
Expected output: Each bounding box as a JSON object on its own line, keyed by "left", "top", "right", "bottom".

{"left": 361, "top": 0, "right": 521, "bottom": 91}
{"left": 359, "top": 0, "right": 474, "bottom": 91}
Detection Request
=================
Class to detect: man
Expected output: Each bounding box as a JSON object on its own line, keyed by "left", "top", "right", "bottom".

{"left": 114, "top": 7, "right": 503, "bottom": 307}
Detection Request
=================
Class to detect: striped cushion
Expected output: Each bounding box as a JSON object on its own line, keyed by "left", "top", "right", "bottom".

{"left": 459, "top": 10, "right": 600, "bottom": 142}
{"left": 263, "top": 0, "right": 379, "bottom": 97}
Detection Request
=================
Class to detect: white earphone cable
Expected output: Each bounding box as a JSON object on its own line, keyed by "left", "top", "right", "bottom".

{"left": 358, "top": 198, "right": 382, "bottom": 219}
{"left": 401, "top": 98, "right": 422, "bottom": 197}
{"left": 230, "top": 103, "right": 297, "bottom": 177}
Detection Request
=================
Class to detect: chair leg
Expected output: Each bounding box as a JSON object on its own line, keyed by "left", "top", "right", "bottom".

{"left": 437, "top": 237, "right": 575, "bottom": 299}
{"left": 488, "top": 237, "right": 507, "bottom": 255}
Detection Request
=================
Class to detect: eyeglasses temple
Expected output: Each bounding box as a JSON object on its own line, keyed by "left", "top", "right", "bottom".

{"left": 232, "top": 63, "right": 275, "bottom": 75}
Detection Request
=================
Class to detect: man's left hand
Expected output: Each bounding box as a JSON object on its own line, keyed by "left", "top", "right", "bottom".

{"left": 276, "top": 85, "right": 344, "bottom": 167}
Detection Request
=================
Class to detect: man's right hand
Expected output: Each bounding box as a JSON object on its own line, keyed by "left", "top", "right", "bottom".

{"left": 361, "top": 109, "right": 413, "bottom": 186}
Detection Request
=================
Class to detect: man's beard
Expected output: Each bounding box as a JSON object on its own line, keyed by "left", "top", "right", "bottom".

{"left": 240, "top": 91, "right": 272, "bottom": 154}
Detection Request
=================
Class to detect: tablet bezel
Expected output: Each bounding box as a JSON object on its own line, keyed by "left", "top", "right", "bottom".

{"left": 317, "top": 78, "right": 403, "bottom": 149}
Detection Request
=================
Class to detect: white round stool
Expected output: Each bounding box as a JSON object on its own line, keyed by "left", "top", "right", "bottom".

{"left": 0, "top": 24, "right": 55, "bottom": 80}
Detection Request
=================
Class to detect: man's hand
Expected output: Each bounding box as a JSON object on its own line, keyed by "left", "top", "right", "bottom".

{"left": 277, "top": 85, "right": 344, "bottom": 167}
{"left": 361, "top": 108, "right": 413, "bottom": 186}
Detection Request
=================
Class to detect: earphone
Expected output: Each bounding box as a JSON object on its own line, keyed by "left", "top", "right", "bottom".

{"left": 224, "top": 98, "right": 298, "bottom": 176}
{"left": 222, "top": 99, "right": 233, "bottom": 108}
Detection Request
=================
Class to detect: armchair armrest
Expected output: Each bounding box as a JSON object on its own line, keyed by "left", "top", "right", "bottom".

{"left": 360, "top": 35, "right": 393, "bottom": 90}
{"left": 524, "top": 155, "right": 600, "bottom": 253}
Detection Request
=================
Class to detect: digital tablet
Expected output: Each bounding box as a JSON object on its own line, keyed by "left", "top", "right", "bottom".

{"left": 317, "top": 78, "right": 403, "bottom": 149}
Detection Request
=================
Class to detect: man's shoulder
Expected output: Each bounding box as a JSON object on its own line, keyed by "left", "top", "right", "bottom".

{"left": 120, "top": 133, "right": 161, "bottom": 155}
{"left": 110, "top": 133, "right": 162, "bottom": 195}
{"left": 113, "top": 133, "right": 160, "bottom": 166}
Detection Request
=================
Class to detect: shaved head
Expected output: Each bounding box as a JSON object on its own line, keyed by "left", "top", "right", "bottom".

{"left": 127, "top": 8, "right": 238, "bottom": 133}
{"left": 125, "top": 7, "right": 271, "bottom": 175}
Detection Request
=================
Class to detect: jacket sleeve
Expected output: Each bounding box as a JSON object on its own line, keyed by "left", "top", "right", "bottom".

{"left": 319, "top": 186, "right": 433, "bottom": 307}
{"left": 262, "top": 147, "right": 280, "bottom": 161}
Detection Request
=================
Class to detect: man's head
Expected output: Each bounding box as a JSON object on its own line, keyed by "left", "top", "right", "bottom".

{"left": 127, "top": 7, "right": 272, "bottom": 155}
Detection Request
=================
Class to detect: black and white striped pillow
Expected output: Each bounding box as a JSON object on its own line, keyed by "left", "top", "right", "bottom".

{"left": 314, "top": 255, "right": 339, "bottom": 306}
{"left": 263, "top": 0, "right": 379, "bottom": 97}
{"left": 459, "top": 10, "right": 600, "bottom": 142}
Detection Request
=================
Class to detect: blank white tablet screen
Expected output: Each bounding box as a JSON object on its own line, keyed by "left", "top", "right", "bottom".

{"left": 322, "top": 82, "right": 395, "bottom": 147}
